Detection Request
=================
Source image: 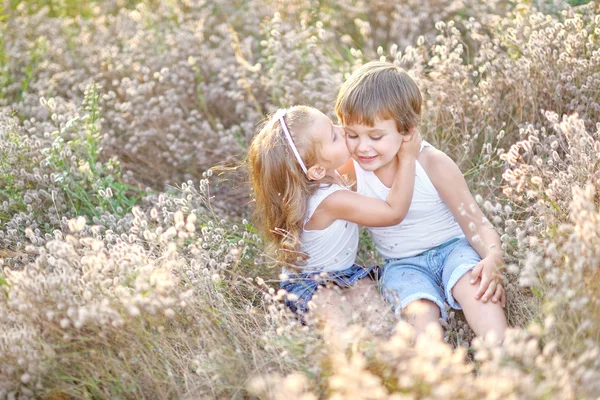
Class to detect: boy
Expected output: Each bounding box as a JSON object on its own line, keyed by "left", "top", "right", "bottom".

{"left": 336, "top": 61, "right": 507, "bottom": 340}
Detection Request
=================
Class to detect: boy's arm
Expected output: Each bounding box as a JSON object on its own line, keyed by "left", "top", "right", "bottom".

{"left": 421, "top": 148, "right": 506, "bottom": 307}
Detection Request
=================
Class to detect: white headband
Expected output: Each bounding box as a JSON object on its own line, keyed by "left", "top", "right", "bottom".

{"left": 273, "top": 108, "right": 308, "bottom": 175}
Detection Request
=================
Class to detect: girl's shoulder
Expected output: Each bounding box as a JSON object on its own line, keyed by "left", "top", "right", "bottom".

{"left": 308, "top": 183, "right": 349, "bottom": 210}
{"left": 313, "top": 182, "right": 348, "bottom": 195}
{"left": 304, "top": 184, "right": 350, "bottom": 230}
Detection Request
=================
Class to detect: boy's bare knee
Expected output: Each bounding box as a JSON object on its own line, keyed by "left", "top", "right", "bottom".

{"left": 403, "top": 299, "right": 442, "bottom": 336}
{"left": 450, "top": 275, "right": 507, "bottom": 340}
{"left": 404, "top": 299, "right": 440, "bottom": 318}
{"left": 451, "top": 273, "right": 476, "bottom": 302}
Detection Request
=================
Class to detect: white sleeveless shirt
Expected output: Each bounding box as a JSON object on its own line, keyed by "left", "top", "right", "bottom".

{"left": 354, "top": 141, "right": 464, "bottom": 259}
{"left": 298, "top": 184, "right": 359, "bottom": 272}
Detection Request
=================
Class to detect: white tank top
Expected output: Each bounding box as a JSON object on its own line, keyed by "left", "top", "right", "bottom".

{"left": 354, "top": 141, "right": 464, "bottom": 259}
{"left": 298, "top": 184, "right": 359, "bottom": 272}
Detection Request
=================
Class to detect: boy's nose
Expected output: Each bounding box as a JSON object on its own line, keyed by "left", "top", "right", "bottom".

{"left": 357, "top": 139, "right": 370, "bottom": 153}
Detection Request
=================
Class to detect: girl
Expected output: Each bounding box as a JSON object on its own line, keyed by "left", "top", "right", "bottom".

{"left": 248, "top": 105, "right": 421, "bottom": 320}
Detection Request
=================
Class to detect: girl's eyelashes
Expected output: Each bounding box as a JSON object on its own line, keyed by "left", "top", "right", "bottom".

{"left": 331, "top": 124, "right": 337, "bottom": 141}
{"left": 371, "top": 136, "right": 383, "bottom": 141}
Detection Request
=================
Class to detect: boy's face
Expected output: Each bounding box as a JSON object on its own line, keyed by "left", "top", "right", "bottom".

{"left": 343, "top": 119, "right": 404, "bottom": 172}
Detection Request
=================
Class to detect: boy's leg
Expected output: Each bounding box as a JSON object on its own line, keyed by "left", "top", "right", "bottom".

{"left": 380, "top": 259, "right": 446, "bottom": 337}
{"left": 451, "top": 275, "right": 507, "bottom": 341}
{"left": 403, "top": 299, "right": 442, "bottom": 337}
{"left": 443, "top": 238, "right": 507, "bottom": 342}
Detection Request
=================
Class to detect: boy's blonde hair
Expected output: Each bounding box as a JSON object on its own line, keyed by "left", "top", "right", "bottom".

{"left": 335, "top": 61, "right": 422, "bottom": 134}
{"left": 248, "top": 106, "right": 322, "bottom": 268}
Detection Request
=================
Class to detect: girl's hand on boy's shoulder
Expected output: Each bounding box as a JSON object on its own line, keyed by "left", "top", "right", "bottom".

{"left": 398, "top": 130, "right": 421, "bottom": 160}
{"left": 470, "top": 253, "right": 506, "bottom": 307}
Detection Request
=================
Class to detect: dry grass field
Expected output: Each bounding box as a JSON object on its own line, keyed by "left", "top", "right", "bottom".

{"left": 1, "top": 0, "right": 599, "bottom": 398}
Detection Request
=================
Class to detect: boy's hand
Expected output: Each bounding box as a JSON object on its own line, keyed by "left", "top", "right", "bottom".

{"left": 470, "top": 253, "right": 506, "bottom": 307}
{"left": 397, "top": 130, "right": 422, "bottom": 160}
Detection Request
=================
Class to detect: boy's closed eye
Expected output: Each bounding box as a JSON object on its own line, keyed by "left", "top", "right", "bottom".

{"left": 343, "top": 131, "right": 383, "bottom": 141}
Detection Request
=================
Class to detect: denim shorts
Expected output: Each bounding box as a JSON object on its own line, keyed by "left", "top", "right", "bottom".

{"left": 280, "top": 264, "right": 379, "bottom": 316}
{"left": 379, "top": 237, "right": 479, "bottom": 320}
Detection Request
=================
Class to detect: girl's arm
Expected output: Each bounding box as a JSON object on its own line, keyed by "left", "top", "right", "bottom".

{"left": 308, "top": 133, "right": 420, "bottom": 229}
{"left": 420, "top": 148, "right": 506, "bottom": 307}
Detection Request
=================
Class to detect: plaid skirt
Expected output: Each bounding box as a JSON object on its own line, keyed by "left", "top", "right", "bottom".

{"left": 280, "top": 264, "right": 379, "bottom": 315}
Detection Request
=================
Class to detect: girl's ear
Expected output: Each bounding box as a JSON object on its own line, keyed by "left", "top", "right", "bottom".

{"left": 307, "top": 164, "right": 326, "bottom": 181}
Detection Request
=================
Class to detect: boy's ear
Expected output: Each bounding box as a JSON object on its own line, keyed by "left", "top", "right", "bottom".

{"left": 307, "top": 164, "right": 326, "bottom": 181}
{"left": 403, "top": 126, "right": 417, "bottom": 141}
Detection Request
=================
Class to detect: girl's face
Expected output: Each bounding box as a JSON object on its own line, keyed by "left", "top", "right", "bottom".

{"left": 343, "top": 119, "right": 404, "bottom": 172}
{"left": 309, "top": 109, "right": 351, "bottom": 173}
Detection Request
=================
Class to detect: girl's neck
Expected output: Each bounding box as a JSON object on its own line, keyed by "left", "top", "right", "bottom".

{"left": 374, "top": 157, "right": 398, "bottom": 188}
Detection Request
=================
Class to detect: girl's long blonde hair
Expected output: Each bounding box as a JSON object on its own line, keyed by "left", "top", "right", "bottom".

{"left": 248, "top": 106, "right": 322, "bottom": 268}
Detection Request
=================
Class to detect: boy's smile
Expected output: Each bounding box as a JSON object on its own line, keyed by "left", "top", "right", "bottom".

{"left": 356, "top": 154, "right": 378, "bottom": 163}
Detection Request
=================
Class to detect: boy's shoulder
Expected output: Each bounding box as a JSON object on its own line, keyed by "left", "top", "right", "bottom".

{"left": 417, "top": 146, "right": 462, "bottom": 187}
{"left": 418, "top": 145, "right": 464, "bottom": 191}
{"left": 418, "top": 146, "right": 454, "bottom": 171}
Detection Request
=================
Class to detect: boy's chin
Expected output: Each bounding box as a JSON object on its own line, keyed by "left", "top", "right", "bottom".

{"left": 355, "top": 160, "right": 380, "bottom": 171}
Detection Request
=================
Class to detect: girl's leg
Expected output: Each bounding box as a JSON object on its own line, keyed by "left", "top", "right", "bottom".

{"left": 451, "top": 274, "right": 507, "bottom": 341}
{"left": 306, "top": 285, "right": 354, "bottom": 331}
{"left": 308, "top": 279, "right": 383, "bottom": 350}
{"left": 403, "top": 299, "right": 443, "bottom": 337}
{"left": 308, "top": 278, "right": 396, "bottom": 349}
{"left": 344, "top": 278, "right": 395, "bottom": 335}
{"left": 309, "top": 278, "right": 393, "bottom": 327}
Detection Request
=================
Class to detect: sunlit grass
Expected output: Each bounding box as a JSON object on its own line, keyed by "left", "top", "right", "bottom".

{"left": 0, "top": 0, "right": 599, "bottom": 398}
